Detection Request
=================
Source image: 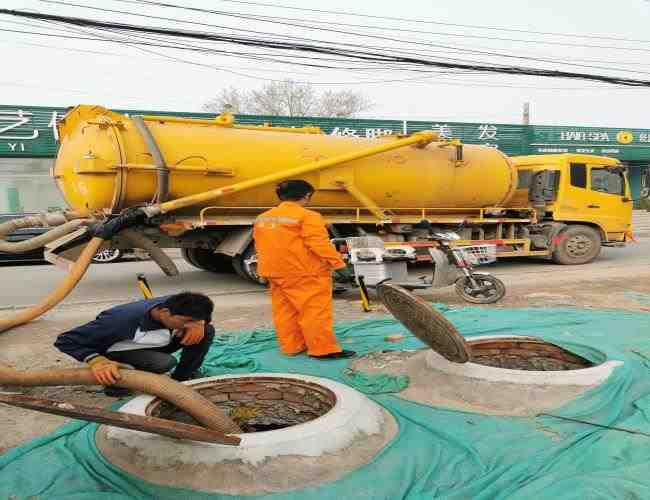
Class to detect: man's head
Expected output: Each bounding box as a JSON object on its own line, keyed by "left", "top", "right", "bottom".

{"left": 276, "top": 180, "right": 315, "bottom": 206}
{"left": 152, "top": 292, "right": 214, "bottom": 330}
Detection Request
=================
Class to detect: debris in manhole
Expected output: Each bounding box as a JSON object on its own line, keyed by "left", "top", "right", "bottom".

{"left": 149, "top": 376, "right": 336, "bottom": 433}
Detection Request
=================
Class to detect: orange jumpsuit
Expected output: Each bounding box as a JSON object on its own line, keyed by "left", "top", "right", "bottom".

{"left": 253, "top": 201, "right": 346, "bottom": 356}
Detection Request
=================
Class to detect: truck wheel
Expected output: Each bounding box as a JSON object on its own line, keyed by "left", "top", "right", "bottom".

{"left": 551, "top": 225, "right": 601, "bottom": 265}
{"left": 181, "top": 248, "right": 234, "bottom": 273}
{"left": 92, "top": 248, "right": 122, "bottom": 264}
{"left": 232, "top": 245, "right": 268, "bottom": 286}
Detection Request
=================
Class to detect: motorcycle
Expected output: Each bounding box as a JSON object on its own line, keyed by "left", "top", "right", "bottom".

{"left": 333, "top": 229, "right": 506, "bottom": 304}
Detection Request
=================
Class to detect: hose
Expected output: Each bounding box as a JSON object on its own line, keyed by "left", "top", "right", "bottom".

{"left": 0, "top": 212, "right": 88, "bottom": 254}
{"left": 0, "top": 235, "right": 242, "bottom": 433}
{"left": 0, "top": 362, "right": 241, "bottom": 434}
{"left": 132, "top": 115, "right": 169, "bottom": 204}
{"left": 0, "top": 237, "right": 103, "bottom": 333}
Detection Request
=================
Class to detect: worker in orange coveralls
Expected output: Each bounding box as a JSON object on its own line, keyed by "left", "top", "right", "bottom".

{"left": 253, "top": 180, "right": 356, "bottom": 359}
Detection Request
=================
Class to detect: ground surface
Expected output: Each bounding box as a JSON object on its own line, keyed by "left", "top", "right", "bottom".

{"left": 2, "top": 241, "right": 650, "bottom": 453}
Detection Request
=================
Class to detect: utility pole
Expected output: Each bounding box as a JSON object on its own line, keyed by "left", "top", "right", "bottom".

{"left": 522, "top": 102, "right": 531, "bottom": 125}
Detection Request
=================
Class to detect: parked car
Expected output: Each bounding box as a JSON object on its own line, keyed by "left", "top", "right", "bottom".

{"left": 0, "top": 213, "right": 136, "bottom": 264}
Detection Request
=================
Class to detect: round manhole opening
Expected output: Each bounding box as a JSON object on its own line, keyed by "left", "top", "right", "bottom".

{"left": 147, "top": 376, "right": 337, "bottom": 433}
{"left": 468, "top": 337, "right": 593, "bottom": 371}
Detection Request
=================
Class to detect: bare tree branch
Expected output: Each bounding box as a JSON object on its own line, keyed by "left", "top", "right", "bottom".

{"left": 203, "top": 80, "right": 373, "bottom": 117}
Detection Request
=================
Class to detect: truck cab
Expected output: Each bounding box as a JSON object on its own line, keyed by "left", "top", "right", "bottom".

{"left": 509, "top": 153, "right": 633, "bottom": 263}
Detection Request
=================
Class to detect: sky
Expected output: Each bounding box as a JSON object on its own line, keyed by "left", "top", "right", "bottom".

{"left": 2, "top": 0, "right": 650, "bottom": 127}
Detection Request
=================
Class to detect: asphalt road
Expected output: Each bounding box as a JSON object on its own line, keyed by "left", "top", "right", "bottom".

{"left": 1, "top": 241, "right": 649, "bottom": 308}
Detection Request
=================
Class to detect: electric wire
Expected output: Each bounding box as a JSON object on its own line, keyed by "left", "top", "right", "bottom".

{"left": 2, "top": 9, "right": 650, "bottom": 87}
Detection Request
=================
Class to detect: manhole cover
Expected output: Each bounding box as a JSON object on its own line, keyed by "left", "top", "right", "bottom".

{"left": 377, "top": 283, "right": 470, "bottom": 363}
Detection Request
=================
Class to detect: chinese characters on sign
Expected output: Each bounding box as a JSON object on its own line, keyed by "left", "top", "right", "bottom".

{"left": 0, "top": 109, "right": 60, "bottom": 153}
{"left": 330, "top": 127, "right": 395, "bottom": 139}
{"left": 478, "top": 124, "right": 498, "bottom": 148}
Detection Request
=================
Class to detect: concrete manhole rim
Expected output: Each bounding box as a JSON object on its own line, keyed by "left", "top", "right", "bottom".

{"left": 425, "top": 335, "right": 623, "bottom": 386}
{"left": 103, "top": 372, "right": 394, "bottom": 464}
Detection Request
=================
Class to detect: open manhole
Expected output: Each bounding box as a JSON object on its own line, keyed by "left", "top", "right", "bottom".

{"left": 376, "top": 282, "right": 598, "bottom": 372}
{"left": 468, "top": 337, "right": 593, "bottom": 371}
{"left": 148, "top": 376, "right": 337, "bottom": 432}
{"left": 370, "top": 283, "right": 624, "bottom": 416}
{"left": 96, "top": 373, "right": 399, "bottom": 495}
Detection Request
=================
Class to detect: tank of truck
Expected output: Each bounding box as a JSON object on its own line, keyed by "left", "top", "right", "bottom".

{"left": 53, "top": 105, "right": 517, "bottom": 215}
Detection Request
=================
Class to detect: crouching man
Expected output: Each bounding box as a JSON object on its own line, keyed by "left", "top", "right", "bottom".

{"left": 54, "top": 292, "right": 215, "bottom": 397}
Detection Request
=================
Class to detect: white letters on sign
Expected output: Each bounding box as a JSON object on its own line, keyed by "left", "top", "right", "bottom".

{"left": 432, "top": 123, "right": 453, "bottom": 138}
{"left": 330, "top": 127, "right": 393, "bottom": 139}
{"left": 0, "top": 110, "right": 40, "bottom": 140}
{"left": 330, "top": 126, "right": 360, "bottom": 137}
{"left": 48, "top": 111, "right": 60, "bottom": 141}
{"left": 559, "top": 131, "right": 610, "bottom": 142}
{"left": 478, "top": 124, "right": 498, "bottom": 140}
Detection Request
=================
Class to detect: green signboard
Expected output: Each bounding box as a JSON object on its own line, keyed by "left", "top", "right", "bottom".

{"left": 528, "top": 126, "right": 650, "bottom": 161}
{"left": 1, "top": 104, "right": 650, "bottom": 164}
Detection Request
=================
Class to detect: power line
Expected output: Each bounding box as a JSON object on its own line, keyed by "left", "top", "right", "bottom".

{"left": 177, "top": 0, "right": 650, "bottom": 45}
{"left": 117, "top": 0, "right": 650, "bottom": 55}
{"left": 39, "top": 0, "right": 650, "bottom": 77}
{"left": 2, "top": 9, "right": 649, "bottom": 87}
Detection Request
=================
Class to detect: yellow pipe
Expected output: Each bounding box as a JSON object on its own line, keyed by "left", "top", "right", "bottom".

{"left": 0, "top": 237, "right": 103, "bottom": 333}
{"left": 338, "top": 181, "right": 387, "bottom": 220}
{"left": 147, "top": 131, "right": 436, "bottom": 216}
{"left": 141, "top": 115, "right": 323, "bottom": 134}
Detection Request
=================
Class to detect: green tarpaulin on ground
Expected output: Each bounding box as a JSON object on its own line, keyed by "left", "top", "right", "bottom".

{"left": 2, "top": 306, "right": 650, "bottom": 499}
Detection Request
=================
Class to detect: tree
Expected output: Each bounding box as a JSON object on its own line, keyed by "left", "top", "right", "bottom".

{"left": 202, "top": 80, "right": 372, "bottom": 117}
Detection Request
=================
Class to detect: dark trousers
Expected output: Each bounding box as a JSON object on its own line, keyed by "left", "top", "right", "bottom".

{"left": 105, "top": 325, "right": 215, "bottom": 381}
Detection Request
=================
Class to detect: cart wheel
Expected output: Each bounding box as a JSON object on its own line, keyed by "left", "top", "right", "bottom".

{"left": 455, "top": 274, "right": 505, "bottom": 304}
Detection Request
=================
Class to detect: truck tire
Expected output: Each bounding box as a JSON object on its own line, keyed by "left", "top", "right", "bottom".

{"left": 551, "top": 225, "right": 601, "bottom": 265}
{"left": 181, "top": 248, "right": 234, "bottom": 273}
{"left": 232, "top": 244, "right": 268, "bottom": 286}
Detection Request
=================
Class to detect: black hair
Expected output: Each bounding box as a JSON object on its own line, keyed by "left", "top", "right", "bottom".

{"left": 276, "top": 180, "right": 315, "bottom": 201}
{"left": 160, "top": 292, "right": 214, "bottom": 321}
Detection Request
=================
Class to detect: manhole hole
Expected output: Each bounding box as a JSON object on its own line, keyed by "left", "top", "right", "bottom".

{"left": 148, "top": 376, "right": 337, "bottom": 432}
{"left": 95, "top": 374, "right": 399, "bottom": 495}
{"left": 469, "top": 337, "right": 593, "bottom": 371}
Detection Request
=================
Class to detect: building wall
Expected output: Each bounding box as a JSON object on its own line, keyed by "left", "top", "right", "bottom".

{"left": 0, "top": 158, "right": 64, "bottom": 213}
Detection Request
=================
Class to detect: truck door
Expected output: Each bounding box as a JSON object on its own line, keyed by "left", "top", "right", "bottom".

{"left": 585, "top": 164, "right": 631, "bottom": 234}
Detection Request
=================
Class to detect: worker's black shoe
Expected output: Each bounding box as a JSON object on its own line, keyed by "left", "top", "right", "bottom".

{"left": 103, "top": 386, "right": 133, "bottom": 398}
{"left": 310, "top": 350, "right": 356, "bottom": 360}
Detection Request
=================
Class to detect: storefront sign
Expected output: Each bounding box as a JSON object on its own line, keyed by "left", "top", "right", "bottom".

{"left": 2, "top": 104, "right": 650, "bottom": 163}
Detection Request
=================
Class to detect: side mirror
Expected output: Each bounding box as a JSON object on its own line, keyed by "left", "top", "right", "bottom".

{"left": 641, "top": 168, "right": 650, "bottom": 199}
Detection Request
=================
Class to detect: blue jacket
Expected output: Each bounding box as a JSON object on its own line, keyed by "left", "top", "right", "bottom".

{"left": 54, "top": 296, "right": 173, "bottom": 363}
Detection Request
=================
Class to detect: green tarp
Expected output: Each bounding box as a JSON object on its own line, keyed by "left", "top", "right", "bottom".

{"left": 2, "top": 306, "right": 650, "bottom": 499}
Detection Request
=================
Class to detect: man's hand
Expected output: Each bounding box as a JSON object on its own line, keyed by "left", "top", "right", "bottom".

{"left": 88, "top": 356, "right": 122, "bottom": 386}
{"left": 181, "top": 320, "right": 205, "bottom": 346}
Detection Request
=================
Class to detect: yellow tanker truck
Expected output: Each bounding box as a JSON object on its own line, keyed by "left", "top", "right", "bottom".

{"left": 48, "top": 105, "right": 634, "bottom": 283}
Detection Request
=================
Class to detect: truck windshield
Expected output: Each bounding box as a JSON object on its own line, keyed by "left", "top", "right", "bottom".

{"left": 591, "top": 168, "right": 625, "bottom": 196}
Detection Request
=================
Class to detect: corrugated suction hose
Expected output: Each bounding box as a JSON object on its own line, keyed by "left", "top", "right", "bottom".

{"left": 0, "top": 211, "right": 87, "bottom": 254}
{"left": 0, "top": 225, "right": 241, "bottom": 434}
{"left": 0, "top": 236, "right": 103, "bottom": 333}
{"left": 0, "top": 363, "right": 241, "bottom": 433}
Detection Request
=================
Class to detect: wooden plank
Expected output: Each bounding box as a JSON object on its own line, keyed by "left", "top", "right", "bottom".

{"left": 0, "top": 393, "right": 241, "bottom": 446}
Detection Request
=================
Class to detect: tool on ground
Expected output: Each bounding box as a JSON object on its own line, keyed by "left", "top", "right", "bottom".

{"left": 137, "top": 273, "right": 154, "bottom": 299}
{"left": 538, "top": 413, "right": 650, "bottom": 438}
{"left": 357, "top": 275, "right": 372, "bottom": 312}
{"left": 0, "top": 393, "right": 241, "bottom": 445}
